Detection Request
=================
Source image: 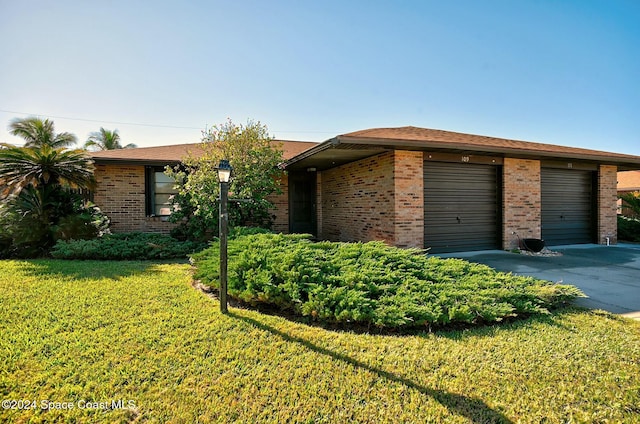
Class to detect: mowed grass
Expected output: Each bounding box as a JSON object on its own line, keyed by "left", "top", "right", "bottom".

{"left": 1, "top": 260, "right": 639, "bottom": 423}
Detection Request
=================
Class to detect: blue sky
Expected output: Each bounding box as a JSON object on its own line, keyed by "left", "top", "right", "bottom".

{"left": 1, "top": 0, "right": 638, "bottom": 154}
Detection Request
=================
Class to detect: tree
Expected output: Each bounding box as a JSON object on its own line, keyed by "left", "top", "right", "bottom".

{"left": 0, "top": 120, "right": 103, "bottom": 257}
{"left": 84, "top": 127, "right": 137, "bottom": 150}
{"left": 0, "top": 144, "right": 95, "bottom": 199}
{"left": 9, "top": 116, "right": 77, "bottom": 149}
{"left": 166, "top": 119, "right": 284, "bottom": 240}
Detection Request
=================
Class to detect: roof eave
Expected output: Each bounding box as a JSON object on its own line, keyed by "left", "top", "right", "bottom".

{"left": 92, "top": 157, "right": 182, "bottom": 166}
{"left": 284, "top": 137, "right": 340, "bottom": 167}
{"left": 337, "top": 136, "right": 640, "bottom": 170}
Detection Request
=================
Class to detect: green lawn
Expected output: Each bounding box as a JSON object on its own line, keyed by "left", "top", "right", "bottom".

{"left": 1, "top": 260, "right": 639, "bottom": 423}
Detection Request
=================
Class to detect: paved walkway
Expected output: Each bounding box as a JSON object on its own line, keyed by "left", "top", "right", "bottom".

{"left": 436, "top": 243, "right": 640, "bottom": 317}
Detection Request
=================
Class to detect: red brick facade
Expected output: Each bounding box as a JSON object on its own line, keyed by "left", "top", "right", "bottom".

{"left": 502, "top": 158, "right": 542, "bottom": 249}
{"left": 93, "top": 164, "right": 176, "bottom": 234}
{"left": 91, "top": 128, "right": 637, "bottom": 250}
{"left": 94, "top": 155, "right": 622, "bottom": 249}
{"left": 598, "top": 165, "right": 618, "bottom": 244}
{"left": 393, "top": 151, "right": 424, "bottom": 248}
{"left": 319, "top": 152, "right": 395, "bottom": 244}
{"left": 312, "top": 154, "right": 620, "bottom": 250}
{"left": 313, "top": 151, "right": 423, "bottom": 248}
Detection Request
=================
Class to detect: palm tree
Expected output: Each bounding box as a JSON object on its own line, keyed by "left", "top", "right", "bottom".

{"left": 1, "top": 119, "right": 99, "bottom": 257}
{"left": 0, "top": 144, "right": 95, "bottom": 199}
{"left": 9, "top": 117, "right": 77, "bottom": 149}
{"left": 84, "top": 127, "right": 137, "bottom": 150}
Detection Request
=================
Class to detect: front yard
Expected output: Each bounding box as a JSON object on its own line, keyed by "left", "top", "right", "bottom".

{"left": 1, "top": 260, "right": 639, "bottom": 423}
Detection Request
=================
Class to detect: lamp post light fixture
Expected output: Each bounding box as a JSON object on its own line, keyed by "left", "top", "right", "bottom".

{"left": 217, "top": 159, "right": 232, "bottom": 313}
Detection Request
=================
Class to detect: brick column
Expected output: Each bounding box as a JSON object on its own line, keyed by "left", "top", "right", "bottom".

{"left": 598, "top": 165, "right": 618, "bottom": 244}
{"left": 393, "top": 151, "right": 424, "bottom": 248}
{"left": 502, "top": 158, "right": 541, "bottom": 249}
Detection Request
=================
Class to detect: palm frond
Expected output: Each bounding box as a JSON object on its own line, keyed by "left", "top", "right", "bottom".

{"left": 9, "top": 117, "right": 77, "bottom": 149}
{"left": 84, "top": 127, "right": 124, "bottom": 150}
{"left": 0, "top": 145, "right": 95, "bottom": 199}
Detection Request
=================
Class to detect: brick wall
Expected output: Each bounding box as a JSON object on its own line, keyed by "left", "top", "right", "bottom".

{"left": 93, "top": 164, "right": 176, "bottom": 234}
{"left": 393, "top": 151, "right": 424, "bottom": 248}
{"left": 598, "top": 165, "right": 618, "bottom": 244}
{"left": 95, "top": 155, "right": 622, "bottom": 250}
{"left": 502, "top": 158, "right": 541, "bottom": 249}
{"left": 320, "top": 152, "right": 395, "bottom": 243}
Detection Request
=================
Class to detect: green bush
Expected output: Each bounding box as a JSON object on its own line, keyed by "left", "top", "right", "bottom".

{"left": 0, "top": 188, "right": 110, "bottom": 259}
{"left": 618, "top": 215, "right": 640, "bottom": 242}
{"left": 191, "top": 233, "right": 584, "bottom": 328}
{"left": 51, "top": 232, "right": 207, "bottom": 260}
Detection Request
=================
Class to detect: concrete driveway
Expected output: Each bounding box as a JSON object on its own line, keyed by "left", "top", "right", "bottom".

{"left": 437, "top": 244, "right": 640, "bottom": 317}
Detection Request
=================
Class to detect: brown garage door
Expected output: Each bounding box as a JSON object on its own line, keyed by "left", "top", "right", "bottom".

{"left": 541, "top": 168, "right": 595, "bottom": 245}
{"left": 424, "top": 162, "right": 501, "bottom": 253}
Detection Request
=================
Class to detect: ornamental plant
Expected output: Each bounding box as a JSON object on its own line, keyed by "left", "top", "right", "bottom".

{"left": 166, "top": 119, "right": 284, "bottom": 241}
{"left": 192, "top": 233, "right": 584, "bottom": 329}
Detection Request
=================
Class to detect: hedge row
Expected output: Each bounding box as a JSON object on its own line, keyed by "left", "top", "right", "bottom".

{"left": 192, "top": 233, "right": 584, "bottom": 328}
{"left": 50, "top": 232, "right": 207, "bottom": 260}
{"left": 618, "top": 216, "right": 640, "bottom": 242}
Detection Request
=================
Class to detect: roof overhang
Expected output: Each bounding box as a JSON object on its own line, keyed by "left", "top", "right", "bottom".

{"left": 285, "top": 135, "right": 640, "bottom": 171}
{"left": 92, "top": 157, "right": 182, "bottom": 167}
{"left": 284, "top": 138, "right": 388, "bottom": 171}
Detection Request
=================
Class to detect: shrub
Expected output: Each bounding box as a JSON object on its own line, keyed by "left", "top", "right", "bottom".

{"left": 619, "top": 191, "right": 640, "bottom": 218}
{"left": 0, "top": 188, "right": 109, "bottom": 258}
{"left": 165, "top": 119, "right": 285, "bottom": 241}
{"left": 191, "top": 233, "right": 584, "bottom": 328}
{"left": 618, "top": 215, "right": 640, "bottom": 242}
{"left": 51, "top": 232, "right": 207, "bottom": 260}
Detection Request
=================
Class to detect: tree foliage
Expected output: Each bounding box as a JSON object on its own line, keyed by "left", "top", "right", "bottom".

{"left": 619, "top": 191, "right": 640, "bottom": 218}
{"left": 9, "top": 116, "right": 77, "bottom": 149}
{"left": 1, "top": 119, "right": 105, "bottom": 258}
{"left": 166, "top": 119, "right": 285, "bottom": 240}
{"left": 84, "top": 127, "right": 137, "bottom": 150}
{"left": 0, "top": 187, "right": 109, "bottom": 257}
{"left": 0, "top": 144, "right": 95, "bottom": 199}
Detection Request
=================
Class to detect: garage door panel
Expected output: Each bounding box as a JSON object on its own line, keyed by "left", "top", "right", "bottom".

{"left": 424, "top": 162, "right": 501, "bottom": 253}
{"left": 541, "top": 168, "right": 595, "bottom": 245}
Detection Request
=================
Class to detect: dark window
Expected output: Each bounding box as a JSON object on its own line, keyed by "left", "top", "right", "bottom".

{"left": 145, "top": 167, "right": 178, "bottom": 217}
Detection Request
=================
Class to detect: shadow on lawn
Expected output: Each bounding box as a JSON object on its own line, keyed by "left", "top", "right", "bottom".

{"left": 230, "top": 311, "right": 514, "bottom": 424}
{"left": 432, "top": 307, "right": 583, "bottom": 341}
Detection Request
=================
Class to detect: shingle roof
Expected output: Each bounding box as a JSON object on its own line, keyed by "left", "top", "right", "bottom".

{"left": 91, "top": 140, "right": 317, "bottom": 164}
{"left": 341, "top": 126, "right": 640, "bottom": 162}
{"left": 286, "top": 126, "right": 640, "bottom": 171}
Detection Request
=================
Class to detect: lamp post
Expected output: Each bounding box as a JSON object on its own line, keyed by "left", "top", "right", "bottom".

{"left": 217, "top": 159, "right": 232, "bottom": 314}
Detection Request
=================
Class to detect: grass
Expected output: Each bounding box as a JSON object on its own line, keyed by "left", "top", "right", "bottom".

{"left": 1, "top": 260, "right": 639, "bottom": 423}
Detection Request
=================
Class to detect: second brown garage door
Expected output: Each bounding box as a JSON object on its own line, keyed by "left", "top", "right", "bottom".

{"left": 424, "top": 162, "right": 501, "bottom": 253}
{"left": 541, "top": 168, "right": 596, "bottom": 245}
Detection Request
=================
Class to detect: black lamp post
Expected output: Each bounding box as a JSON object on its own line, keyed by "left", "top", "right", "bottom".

{"left": 217, "top": 159, "right": 232, "bottom": 314}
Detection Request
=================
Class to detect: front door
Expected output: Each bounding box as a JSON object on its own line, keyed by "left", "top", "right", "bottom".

{"left": 288, "top": 172, "right": 317, "bottom": 235}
